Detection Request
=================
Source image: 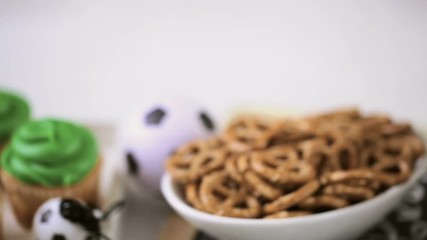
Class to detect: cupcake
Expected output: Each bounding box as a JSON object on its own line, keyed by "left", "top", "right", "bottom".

{"left": 0, "top": 90, "right": 30, "bottom": 151}
{"left": 0, "top": 118, "right": 101, "bottom": 229}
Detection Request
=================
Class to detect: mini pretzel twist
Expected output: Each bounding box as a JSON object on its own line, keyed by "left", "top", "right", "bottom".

{"left": 381, "top": 137, "right": 413, "bottom": 162}
{"left": 329, "top": 139, "right": 359, "bottom": 170}
{"left": 306, "top": 108, "right": 361, "bottom": 124}
{"left": 374, "top": 158, "right": 411, "bottom": 186}
{"left": 355, "top": 115, "right": 392, "bottom": 148}
{"left": 263, "top": 180, "right": 320, "bottom": 214}
{"left": 270, "top": 119, "right": 316, "bottom": 145}
{"left": 320, "top": 169, "right": 375, "bottom": 185}
{"left": 199, "top": 171, "right": 240, "bottom": 213}
{"left": 389, "top": 134, "right": 426, "bottom": 161}
{"left": 307, "top": 132, "right": 362, "bottom": 174}
{"left": 354, "top": 115, "right": 391, "bottom": 132}
{"left": 185, "top": 182, "right": 205, "bottom": 211}
{"left": 223, "top": 115, "right": 281, "bottom": 152}
{"left": 198, "top": 171, "right": 261, "bottom": 218}
{"left": 244, "top": 171, "right": 282, "bottom": 200}
{"left": 403, "top": 134, "right": 426, "bottom": 159}
{"left": 225, "top": 153, "right": 251, "bottom": 183}
{"left": 204, "top": 137, "right": 228, "bottom": 150}
{"left": 296, "top": 139, "right": 330, "bottom": 167}
{"left": 215, "top": 193, "right": 261, "bottom": 218}
{"left": 166, "top": 139, "right": 226, "bottom": 183}
{"left": 380, "top": 123, "right": 412, "bottom": 137}
{"left": 250, "top": 147, "right": 316, "bottom": 185}
{"left": 346, "top": 179, "right": 381, "bottom": 191}
{"left": 322, "top": 184, "right": 375, "bottom": 201}
{"left": 359, "top": 148, "right": 383, "bottom": 168}
{"left": 298, "top": 195, "right": 349, "bottom": 210}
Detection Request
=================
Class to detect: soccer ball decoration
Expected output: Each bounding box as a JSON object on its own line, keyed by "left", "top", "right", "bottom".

{"left": 119, "top": 98, "right": 216, "bottom": 193}
{"left": 33, "top": 198, "right": 124, "bottom": 240}
{"left": 33, "top": 198, "right": 102, "bottom": 240}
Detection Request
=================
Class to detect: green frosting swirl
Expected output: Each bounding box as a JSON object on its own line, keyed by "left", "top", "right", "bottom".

{"left": 0, "top": 91, "right": 31, "bottom": 143}
{"left": 1, "top": 118, "right": 98, "bottom": 187}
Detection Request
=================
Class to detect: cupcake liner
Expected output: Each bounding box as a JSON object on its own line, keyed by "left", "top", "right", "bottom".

{"left": 0, "top": 159, "right": 102, "bottom": 229}
{"left": 0, "top": 142, "right": 8, "bottom": 189}
{"left": 0, "top": 142, "right": 6, "bottom": 159}
{"left": 0, "top": 190, "right": 3, "bottom": 240}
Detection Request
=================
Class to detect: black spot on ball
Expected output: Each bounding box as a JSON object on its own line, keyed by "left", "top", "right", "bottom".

{"left": 41, "top": 209, "right": 52, "bottom": 223}
{"left": 60, "top": 199, "right": 84, "bottom": 221}
{"left": 199, "top": 111, "right": 215, "bottom": 131}
{"left": 52, "top": 234, "right": 67, "bottom": 240}
{"left": 60, "top": 199, "right": 101, "bottom": 234}
{"left": 145, "top": 108, "right": 166, "bottom": 125}
{"left": 126, "top": 152, "right": 139, "bottom": 176}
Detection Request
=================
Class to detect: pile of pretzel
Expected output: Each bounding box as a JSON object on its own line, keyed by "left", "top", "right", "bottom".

{"left": 166, "top": 108, "right": 425, "bottom": 219}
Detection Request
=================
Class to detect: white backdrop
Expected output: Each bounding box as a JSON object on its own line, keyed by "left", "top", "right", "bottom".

{"left": 1, "top": 0, "right": 426, "bottom": 124}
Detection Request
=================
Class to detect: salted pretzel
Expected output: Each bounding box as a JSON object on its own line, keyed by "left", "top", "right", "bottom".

{"left": 354, "top": 116, "right": 392, "bottom": 148}
{"left": 295, "top": 139, "right": 341, "bottom": 175}
{"left": 300, "top": 132, "right": 360, "bottom": 173}
{"left": 222, "top": 115, "right": 281, "bottom": 152}
{"left": 388, "top": 134, "right": 426, "bottom": 161}
{"left": 296, "top": 139, "right": 329, "bottom": 165}
{"left": 347, "top": 179, "right": 381, "bottom": 191}
{"left": 198, "top": 171, "right": 262, "bottom": 218}
{"left": 354, "top": 115, "right": 391, "bottom": 132}
{"left": 270, "top": 119, "right": 316, "bottom": 145}
{"left": 359, "top": 148, "right": 383, "bottom": 168}
{"left": 298, "top": 195, "right": 349, "bottom": 210}
{"left": 403, "top": 134, "right": 426, "bottom": 159}
{"left": 320, "top": 169, "right": 375, "bottom": 185}
{"left": 216, "top": 192, "right": 261, "bottom": 218}
{"left": 380, "top": 137, "right": 413, "bottom": 163}
{"left": 244, "top": 171, "right": 282, "bottom": 200}
{"left": 374, "top": 158, "right": 411, "bottom": 186}
{"left": 380, "top": 123, "right": 412, "bottom": 137}
{"left": 250, "top": 148, "right": 316, "bottom": 185}
{"left": 204, "top": 136, "right": 228, "bottom": 150}
{"left": 199, "top": 171, "right": 240, "bottom": 213}
{"left": 216, "top": 194, "right": 261, "bottom": 218}
{"left": 263, "top": 180, "right": 320, "bottom": 214}
{"left": 306, "top": 108, "right": 361, "bottom": 124}
{"left": 225, "top": 153, "right": 251, "bottom": 183}
{"left": 264, "top": 210, "right": 312, "bottom": 219}
{"left": 334, "top": 125, "right": 365, "bottom": 149}
{"left": 166, "top": 140, "right": 227, "bottom": 183}
{"left": 185, "top": 182, "right": 205, "bottom": 211}
{"left": 322, "top": 184, "right": 375, "bottom": 201}
{"left": 315, "top": 130, "right": 353, "bottom": 149}
{"left": 321, "top": 170, "right": 381, "bottom": 193}
{"left": 253, "top": 146, "right": 300, "bottom": 166}
{"left": 329, "top": 138, "right": 359, "bottom": 170}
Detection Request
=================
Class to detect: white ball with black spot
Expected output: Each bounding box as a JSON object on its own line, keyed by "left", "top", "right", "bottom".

{"left": 119, "top": 98, "right": 216, "bottom": 193}
{"left": 33, "top": 198, "right": 90, "bottom": 240}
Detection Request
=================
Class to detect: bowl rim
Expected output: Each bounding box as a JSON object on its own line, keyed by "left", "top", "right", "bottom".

{"left": 162, "top": 157, "right": 427, "bottom": 226}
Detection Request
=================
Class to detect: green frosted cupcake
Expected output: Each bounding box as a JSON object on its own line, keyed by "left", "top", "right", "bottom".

{"left": 0, "top": 90, "right": 31, "bottom": 149}
{"left": 0, "top": 118, "right": 102, "bottom": 229}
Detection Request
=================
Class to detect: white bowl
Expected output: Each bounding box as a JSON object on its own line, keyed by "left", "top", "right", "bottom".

{"left": 161, "top": 158, "right": 427, "bottom": 240}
